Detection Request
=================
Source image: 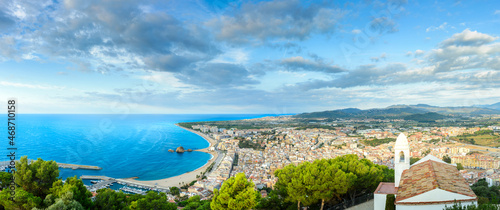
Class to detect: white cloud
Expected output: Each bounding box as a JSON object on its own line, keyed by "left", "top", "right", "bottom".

{"left": 211, "top": 48, "right": 249, "bottom": 64}
{"left": 351, "top": 29, "right": 361, "bottom": 34}
{"left": 426, "top": 22, "right": 448, "bottom": 32}
{"left": 414, "top": 49, "right": 425, "bottom": 56}
{"left": 0, "top": 81, "right": 65, "bottom": 90}
{"left": 441, "top": 28, "right": 498, "bottom": 47}
{"left": 280, "top": 56, "right": 344, "bottom": 73}
{"left": 206, "top": 0, "right": 345, "bottom": 44}
{"left": 370, "top": 53, "right": 387, "bottom": 62}
{"left": 428, "top": 29, "right": 500, "bottom": 73}
{"left": 495, "top": 10, "right": 500, "bottom": 15}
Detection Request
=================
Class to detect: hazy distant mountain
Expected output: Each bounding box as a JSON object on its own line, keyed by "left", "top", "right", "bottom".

{"left": 294, "top": 104, "right": 500, "bottom": 120}
{"left": 477, "top": 102, "right": 500, "bottom": 111}
{"left": 389, "top": 104, "right": 500, "bottom": 115}
{"left": 295, "top": 107, "right": 428, "bottom": 119}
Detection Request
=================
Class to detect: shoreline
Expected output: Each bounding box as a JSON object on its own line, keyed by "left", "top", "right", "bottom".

{"left": 120, "top": 124, "right": 218, "bottom": 188}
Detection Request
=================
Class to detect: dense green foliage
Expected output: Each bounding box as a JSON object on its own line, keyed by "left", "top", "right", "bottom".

{"left": 475, "top": 130, "right": 494, "bottom": 135}
{"left": 0, "top": 157, "right": 198, "bottom": 210}
{"left": 130, "top": 191, "right": 177, "bottom": 210}
{"left": 0, "top": 156, "right": 94, "bottom": 210}
{"left": 444, "top": 202, "right": 500, "bottom": 210}
{"left": 471, "top": 179, "right": 500, "bottom": 204}
{"left": 182, "top": 195, "right": 211, "bottom": 210}
{"left": 254, "top": 190, "right": 292, "bottom": 210}
{"left": 274, "top": 155, "right": 393, "bottom": 210}
{"left": 0, "top": 172, "right": 12, "bottom": 190}
{"left": 1, "top": 155, "right": 395, "bottom": 210}
{"left": 403, "top": 112, "right": 446, "bottom": 122}
{"left": 15, "top": 156, "right": 59, "bottom": 199}
{"left": 452, "top": 130, "right": 500, "bottom": 146}
{"left": 238, "top": 139, "right": 265, "bottom": 150}
{"left": 442, "top": 155, "right": 452, "bottom": 164}
{"left": 362, "top": 138, "right": 396, "bottom": 147}
{"left": 410, "top": 157, "right": 421, "bottom": 165}
{"left": 457, "top": 163, "right": 464, "bottom": 170}
{"left": 211, "top": 173, "right": 257, "bottom": 210}
{"left": 385, "top": 194, "right": 395, "bottom": 210}
{"left": 169, "top": 187, "right": 180, "bottom": 196}
{"left": 92, "top": 188, "right": 130, "bottom": 209}
{"left": 0, "top": 156, "right": 55, "bottom": 209}
{"left": 49, "top": 176, "right": 93, "bottom": 209}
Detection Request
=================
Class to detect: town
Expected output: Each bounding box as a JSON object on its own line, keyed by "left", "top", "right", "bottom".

{"left": 180, "top": 115, "right": 500, "bottom": 201}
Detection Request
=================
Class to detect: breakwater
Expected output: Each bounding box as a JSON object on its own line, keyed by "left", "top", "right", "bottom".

{"left": 0, "top": 161, "right": 101, "bottom": 170}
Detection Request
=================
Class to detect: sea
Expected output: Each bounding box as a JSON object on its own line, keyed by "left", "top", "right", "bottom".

{"left": 1, "top": 114, "right": 276, "bottom": 181}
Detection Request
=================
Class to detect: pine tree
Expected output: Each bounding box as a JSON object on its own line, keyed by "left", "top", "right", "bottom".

{"left": 211, "top": 173, "right": 257, "bottom": 210}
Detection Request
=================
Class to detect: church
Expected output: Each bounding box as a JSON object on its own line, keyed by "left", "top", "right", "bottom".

{"left": 374, "top": 133, "right": 478, "bottom": 210}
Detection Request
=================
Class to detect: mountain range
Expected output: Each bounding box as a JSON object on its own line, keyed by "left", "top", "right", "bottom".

{"left": 294, "top": 103, "right": 500, "bottom": 120}
{"left": 476, "top": 102, "right": 500, "bottom": 110}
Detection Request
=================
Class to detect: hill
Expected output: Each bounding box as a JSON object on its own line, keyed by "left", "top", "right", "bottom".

{"left": 294, "top": 104, "right": 500, "bottom": 120}
{"left": 477, "top": 102, "right": 500, "bottom": 111}
{"left": 294, "top": 107, "right": 428, "bottom": 119}
{"left": 389, "top": 104, "right": 500, "bottom": 115}
{"left": 403, "top": 112, "right": 446, "bottom": 122}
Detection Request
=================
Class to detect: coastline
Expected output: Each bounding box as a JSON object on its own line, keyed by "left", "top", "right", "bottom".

{"left": 120, "top": 124, "right": 218, "bottom": 188}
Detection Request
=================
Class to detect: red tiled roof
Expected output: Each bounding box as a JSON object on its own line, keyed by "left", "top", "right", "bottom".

{"left": 374, "top": 182, "right": 397, "bottom": 194}
{"left": 395, "top": 160, "right": 476, "bottom": 203}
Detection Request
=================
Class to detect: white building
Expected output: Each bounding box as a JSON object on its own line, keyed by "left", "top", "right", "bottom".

{"left": 394, "top": 133, "right": 410, "bottom": 188}
{"left": 374, "top": 133, "right": 477, "bottom": 210}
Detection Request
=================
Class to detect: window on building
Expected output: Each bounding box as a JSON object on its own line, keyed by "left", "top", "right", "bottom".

{"left": 400, "top": 151, "right": 405, "bottom": 162}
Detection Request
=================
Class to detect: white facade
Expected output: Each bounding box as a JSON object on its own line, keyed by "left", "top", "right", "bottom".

{"left": 374, "top": 133, "right": 477, "bottom": 210}
{"left": 374, "top": 194, "right": 387, "bottom": 210}
{"left": 396, "top": 188, "right": 476, "bottom": 210}
{"left": 394, "top": 133, "right": 410, "bottom": 187}
{"left": 397, "top": 188, "right": 475, "bottom": 203}
{"left": 397, "top": 201, "right": 477, "bottom": 210}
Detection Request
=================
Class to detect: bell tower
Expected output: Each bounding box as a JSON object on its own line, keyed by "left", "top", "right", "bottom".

{"left": 394, "top": 133, "right": 410, "bottom": 187}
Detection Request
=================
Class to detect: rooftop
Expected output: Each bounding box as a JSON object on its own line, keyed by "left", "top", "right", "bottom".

{"left": 396, "top": 160, "right": 476, "bottom": 203}
{"left": 374, "top": 182, "right": 397, "bottom": 194}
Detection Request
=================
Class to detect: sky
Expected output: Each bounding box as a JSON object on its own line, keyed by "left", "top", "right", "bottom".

{"left": 1, "top": 0, "right": 500, "bottom": 114}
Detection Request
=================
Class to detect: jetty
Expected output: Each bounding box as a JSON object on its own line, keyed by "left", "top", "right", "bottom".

{"left": 80, "top": 175, "right": 113, "bottom": 180}
{"left": 0, "top": 160, "right": 101, "bottom": 170}
{"left": 57, "top": 163, "right": 102, "bottom": 170}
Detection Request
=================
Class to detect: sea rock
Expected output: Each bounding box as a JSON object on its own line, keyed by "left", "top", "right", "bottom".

{"left": 176, "top": 146, "right": 185, "bottom": 153}
{"left": 168, "top": 149, "right": 174, "bottom": 152}
{"left": 187, "top": 149, "right": 193, "bottom": 152}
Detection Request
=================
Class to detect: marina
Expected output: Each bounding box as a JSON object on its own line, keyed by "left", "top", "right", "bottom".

{"left": 81, "top": 175, "right": 170, "bottom": 195}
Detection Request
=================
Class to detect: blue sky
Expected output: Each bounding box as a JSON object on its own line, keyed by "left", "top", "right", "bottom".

{"left": 1, "top": 0, "right": 500, "bottom": 114}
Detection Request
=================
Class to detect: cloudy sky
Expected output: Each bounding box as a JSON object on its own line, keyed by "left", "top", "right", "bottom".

{"left": 1, "top": 0, "right": 500, "bottom": 114}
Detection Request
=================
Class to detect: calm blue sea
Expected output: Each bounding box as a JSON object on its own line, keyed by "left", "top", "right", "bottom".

{"left": 0, "top": 114, "right": 274, "bottom": 181}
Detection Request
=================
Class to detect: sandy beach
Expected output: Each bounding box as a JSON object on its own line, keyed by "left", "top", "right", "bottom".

{"left": 119, "top": 125, "right": 219, "bottom": 188}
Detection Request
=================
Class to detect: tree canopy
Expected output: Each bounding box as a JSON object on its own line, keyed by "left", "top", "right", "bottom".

{"left": 130, "top": 191, "right": 177, "bottom": 210}
{"left": 211, "top": 173, "right": 257, "bottom": 210}
{"left": 0, "top": 155, "right": 393, "bottom": 210}
{"left": 274, "top": 154, "right": 392, "bottom": 209}
{"left": 15, "top": 156, "right": 59, "bottom": 199}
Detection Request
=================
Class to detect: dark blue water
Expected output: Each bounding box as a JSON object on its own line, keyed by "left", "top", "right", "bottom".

{"left": 0, "top": 114, "right": 273, "bottom": 180}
